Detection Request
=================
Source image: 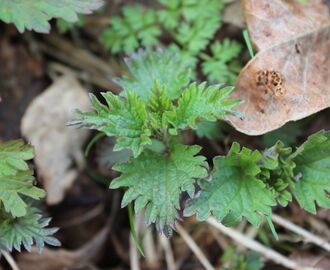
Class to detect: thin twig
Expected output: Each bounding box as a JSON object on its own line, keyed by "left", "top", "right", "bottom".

{"left": 209, "top": 226, "right": 229, "bottom": 250}
{"left": 176, "top": 223, "right": 215, "bottom": 270}
{"left": 237, "top": 225, "right": 259, "bottom": 252}
{"left": 207, "top": 218, "right": 320, "bottom": 270}
{"left": 130, "top": 234, "right": 141, "bottom": 270}
{"left": 142, "top": 227, "right": 159, "bottom": 268}
{"left": 1, "top": 250, "right": 20, "bottom": 270}
{"left": 307, "top": 216, "right": 330, "bottom": 239}
{"left": 271, "top": 214, "right": 330, "bottom": 252}
{"left": 130, "top": 213, "right": 143, "bottom": 270}
{"left": 60, "top": 204, "right": 104, "bottom": 228}
{"left": 174, "top": 225, "right": 206, "bottom": 270}
{"left": 159, "top": 235, "right": 176, "bottom": 270}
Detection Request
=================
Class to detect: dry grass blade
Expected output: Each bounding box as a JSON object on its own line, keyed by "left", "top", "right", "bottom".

{"left": 159, "top": 235, "right": 176, "bottom": 270}
{"left": 176, "top": 223, "right": 215, "bottom": 270}
{"left": 142, "top": 227, "right": 159, "bottom": 268}
{"left": 1, "top": 251, "right": 20, "bottom": 270}
{"left": 271, "top": 214, "right": 330, "bottom": 252}
{"left": 207, "top": 218, "right": 321, "bottom": 270}
{"left": 130, "top": 234, "right": 141, "bottom": 270}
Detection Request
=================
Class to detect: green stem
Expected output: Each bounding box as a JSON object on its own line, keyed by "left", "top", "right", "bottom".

{"left": 243, "top": 29, "right": 255, "bottom": 58}
{"left": 128, "top": 203, "right": 145, "bottom": 257}
{"left": 162, "top": 128, "right": 171, "bottom": 154}
{"left": 84, "top": 132, "right": 106, "bottom": 157}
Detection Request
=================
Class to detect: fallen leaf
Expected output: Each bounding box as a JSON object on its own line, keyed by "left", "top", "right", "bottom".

{"left": 21, "top": 76, "right": 90, "bottom": 204}
{"left": 227, "top": 0, "right": 330, "bottom": 135}
{"left": 223, "top": 0, "right": 245, "bottom": 28}
{"left": 290, "top": 252, "right": 330, "bottom": 270}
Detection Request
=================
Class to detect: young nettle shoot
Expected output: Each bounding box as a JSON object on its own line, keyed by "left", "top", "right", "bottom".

{"left": 71, "top": 49, "right": 330, "bottom": 237}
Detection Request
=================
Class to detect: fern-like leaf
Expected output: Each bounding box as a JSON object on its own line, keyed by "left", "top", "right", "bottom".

{"left": 167, "top": 83, "right": 240, "bottom": 134}
{"left": 101, "top": 5, "right": 161, "bottom": 54}
{"left": 174, "top": 17, "right": 221, "bottom": 54}
{"left": 159, "top": 0, "right": 224, "bottom": 54}
{"left": 71, "top": 92, "right": 152, "bottom": 158}
{"left": 201, "top": 39, "right": 242, "bottom": 84}
{"left": 110, "top": 143, "right": 208, "bottom": 236}
{"left": 114, "top": 49, "right": 192, "bottom": 101}
{"left": 0, "top": 207, "right": 60, "bottom": 253}
{"left": 147, "top": 85, "right": 175, "bottom": 130}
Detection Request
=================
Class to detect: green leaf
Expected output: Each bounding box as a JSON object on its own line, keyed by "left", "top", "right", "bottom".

{"left": 0, "top": 139, "right": 34, "bottom": 176}
{"left": 0, "top": 0, "right": 103, "bottom": 33}
{"left": 243, "top": 29, "right": 255, "bottom": 58}
{"left": 184, "top": 143, "right": 276, "bottom": 226}
{"left": 180, "top": 0, "right": 224, "bottom": 21}
{"left": 196, "top": 121, "right": 223, "bottom": 140}
{"left": 110, "top": 143, "right": 208, "bottom": 236}
{"left": 246, "top": 252, "right": 264, "bottom": 270}
{"left": 101, "top": 5, "right": 161, "bottom": 54}
{"left": 0, "top": 170, "right": 45, "bottom": 217}
{"left": 115, "top": 49, "right": 192, "bottom": 101}
{"left": 174, "top": 17, "right": 221, "bottom": 54}
{"left": 222, "top": 246, "right": 264, "bottom": 270}
{"left": 0, "top": 140, "right": 58, "bottom": 252}
{"left": 168, "top": 44, "right": 198, "bottom": 78}
{"left": 56, "top": 14, "right": 85, "bottom": 33}
{"left": 157, "top": 0, "right": 181, "bottom": 29}
{"left": 262, "top": 121, "right": 303, "bottom": 147}
{"left": 167, "top": 83, "right": 240, "bottom": 134}
{"left": 157, "top": 0, "right": 224, "bottom": 30}
{"left": 0, "top": 207, "right": 60, "bottom": 253}
{"left": 290, "top": 131, "right": 330, "bottom": 213}
{"left": 260, "top": 141, "right": 295, "bottom": 207}
{"left": 147, "top": 84, "right": 175, "bottom": 129}
{"left": 0, "top": 140, "right": 45, "bottom": 217}
{"left": 165, "top": 0, "right": 224, "bottom": 54}
{"left": 70, "top": 92, "right": 152, "bottom": 158}
{"left": 201, "top": 39, "right": 242, "bottom": 84}
{"left": 128, "top": 203, "right": 145, "bottom": 257}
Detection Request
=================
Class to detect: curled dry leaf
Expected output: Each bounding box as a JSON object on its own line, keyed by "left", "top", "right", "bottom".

{"left": 227, "top": 0, "right": 330, "bottom": 135}
{"left": 21, "top": 76, "right": 90, "bottom": 204}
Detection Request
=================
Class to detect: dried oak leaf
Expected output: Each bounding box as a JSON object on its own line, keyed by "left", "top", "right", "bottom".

{"left": 227, "top": 0, "right": 330, "bottom": 135}
{"left": 21, "top": 76, "right": 90, "bottom": 204}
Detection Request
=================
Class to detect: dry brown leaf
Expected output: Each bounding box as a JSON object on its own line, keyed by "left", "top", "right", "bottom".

{"left": 290, "top": 252, "right": 330, "bottom": 270}
{"left": 21, "top": 76, "right": 90, "bottom": 204}
{"left": 223, "top": 0, "right": 245, "bottom": 28}
{"left": 227, "top": 0, "right": 330, "bottom": 135}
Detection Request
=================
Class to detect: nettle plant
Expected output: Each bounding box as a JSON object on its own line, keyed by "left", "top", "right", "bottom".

{"left": 101, "top": 0, "right": 242, "bottom": 85}
{"left": 0, "top": 0, "right": 103, "bottom": 33}
{"left": 71, "top": 49, "right": 330, "bottom": 236}
{"left": 0, "top": 140, "right": 60, "bottom": 252}
{"left": 0, "top": 0, "right": 103, "bottom": 253}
